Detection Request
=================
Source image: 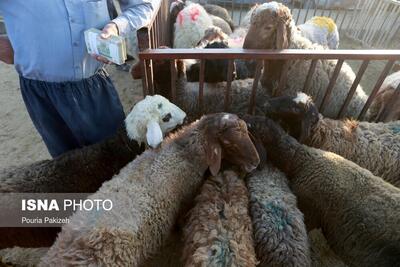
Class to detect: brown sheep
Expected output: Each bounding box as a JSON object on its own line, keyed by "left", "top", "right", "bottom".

{"left": 243, "top": 114, "right": 400, "bottom": 267}
{"left": 182, "top": 170, "right": 257, "bottom": 267}
{"left": 367, "top": 71, "right": 400, "bottom": 122}
{"left": 263, "top": 92, "right": 400, "bottom": 188}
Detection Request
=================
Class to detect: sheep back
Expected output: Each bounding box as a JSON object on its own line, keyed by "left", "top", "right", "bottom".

{"left": 286, "top": 142, "right": 400, "bottom": 267}
{"left": 247, "top": 164, "right": 311, "bottom": 267}
{"left": 41, "top": 138, "right": 207, "bottom": 266}
{"left": 309, "top": 229, "right": 348, "bottom": 267}
{"left": 182, "top": 170, "right": 257, "bottom": 267}
{"left": 307, "top": 118, "right": 400, "bottom": 187}
{"left": 0, "top": 127, "right": 141, "bottom": 193}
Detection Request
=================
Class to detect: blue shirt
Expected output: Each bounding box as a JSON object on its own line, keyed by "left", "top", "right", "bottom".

{"left": 0, "top": 0, "right": 154, "bottom": 82}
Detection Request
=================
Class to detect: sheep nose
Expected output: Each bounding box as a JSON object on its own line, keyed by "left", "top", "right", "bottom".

{"left": 244, "top": 163, "right": 258, "bottom": 173}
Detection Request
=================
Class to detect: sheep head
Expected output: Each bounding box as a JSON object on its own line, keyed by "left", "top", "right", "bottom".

{"left": 263, "top": 92, "right": 320, "bottom": 143}
{"left": 199, "top": 113, "right": 260, "bottom": 175}
{"left": 125, "top": 95, "right": 186, "bottom": 148}
{"left": 243, "top": 2, "right": 292, "bottom": 50}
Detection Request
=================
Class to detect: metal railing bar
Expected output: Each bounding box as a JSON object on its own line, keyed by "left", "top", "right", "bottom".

{"left": 170, "top": 60, "right": 177, "bottom": 102}
{"left": 319, "top": 59, "right": 344, "bottom": 113}
{"left": 198, "top": 59, "right": 205, "bottom": 111}
{"left": 275, "top": 60, "right": 290, "bottom": 96}
{"left": 337, "top": 60, "right": 370, "bottom": 118}
{"left": 224, "top": 60, "right": 234, "bottom": 111}
{"left": 303, "top": 59, "right": 318, "bottom": 94}
{"left": 365, "top": 1, "right": 391, "bottom": 45}
{"left": 248, "top": 61, "right": 263, "bottom": 115}
{"left": 139, "top": 49, "right": 400, "bottom": 61}
{"left": 374, "top": 4, "right": 399, "bottom": 47}
{"left": 305, "top": 0, "right": 311, "bottom": 22}
{"left": 146, "top": 59, "right": 154, "bottom": 95}
{"left": 358, "top": 60, "right": 395, "bottom": 120}
{"left": 141, "top": 59, "right": 149, "bottom": 96}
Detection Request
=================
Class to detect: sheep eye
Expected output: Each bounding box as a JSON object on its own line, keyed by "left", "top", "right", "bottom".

{"left": 158, "top": 103, "right": 163, "bottom": 109}
{"left": 162, "top": 113, "right": 172, "bottom": 122}
{"left": 265, "top": 25, "right": 273, "bottom": 30}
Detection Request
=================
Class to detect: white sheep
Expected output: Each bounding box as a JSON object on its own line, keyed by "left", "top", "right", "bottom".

{"left": 125, "top": 94, "right": 186, "bottom": 148}
{"left": 298, "top": 16, "right": 339, "bottom": 49}
{"left": 243, "top": 2, "right": 369, "bottom": 120}
{"left": 40, "top": 113, "right": 260, "bottom": 267}
{"left": 173, "top": 3, "right": 213, "bottom": 48}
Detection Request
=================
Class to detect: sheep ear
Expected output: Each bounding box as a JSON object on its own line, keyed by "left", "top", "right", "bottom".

{"left": 298, "top": 105, "right": 319, "bottom": 143}
{"left": 206, "top": 142, "right": 222, "bottom": 176}
{"left": 146, "top": 121, "right": 163, "bottom": 148}
{"left": 276, "top": 21, "right": 288, "bottom": 49}
{"left": 249, "top": 132, "right": 267, "bottom": 170}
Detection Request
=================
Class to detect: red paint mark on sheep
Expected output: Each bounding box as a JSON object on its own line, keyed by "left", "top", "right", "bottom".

{"left": 189, "top": 7, "right": 200, "bottom": 22}
{"left": 178, "top": 11, "right": 184, "bottom": 26}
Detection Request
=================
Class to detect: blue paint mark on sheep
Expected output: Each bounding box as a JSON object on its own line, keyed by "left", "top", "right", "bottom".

{"left": 389, "top": 125, "right": 400, "bottom": 135}
{"left": 263, "top": 201, "right": 292, "bottom": 231}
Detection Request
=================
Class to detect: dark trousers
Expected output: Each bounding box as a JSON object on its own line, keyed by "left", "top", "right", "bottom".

{"left": 19, "top": 70, "right": 125, "bottom": 158}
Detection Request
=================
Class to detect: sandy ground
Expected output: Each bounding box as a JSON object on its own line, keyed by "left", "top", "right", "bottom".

{"left": 0, "top": 62, "right": 143, "bottom": 169}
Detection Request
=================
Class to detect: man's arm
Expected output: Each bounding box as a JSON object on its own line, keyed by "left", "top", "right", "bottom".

{"left": 112, "top": 0, "right": 154, "bottom": 36}
{"left": 0, "top": 35, "right": 14, "bottom": 64}
{"left": 96, "top": 0, "right": 154, "bottom": 64}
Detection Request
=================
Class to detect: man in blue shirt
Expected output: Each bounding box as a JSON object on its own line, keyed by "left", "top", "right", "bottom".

{"left": 0, "top": 0, "right": 154, "bottom": 157}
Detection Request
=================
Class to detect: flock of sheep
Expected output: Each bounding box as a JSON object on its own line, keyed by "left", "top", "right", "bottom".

{"left": 1, "top": 1, "right": 400, "bottom": 267}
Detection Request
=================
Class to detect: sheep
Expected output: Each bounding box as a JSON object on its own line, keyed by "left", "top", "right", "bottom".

{"left": 0, "top": 247, "right": 48, "bottom": 267}
{"left": 193, "top": 26, "right": 256, "bottom": 81}
{"left": 210, "top": 14, "right": 232, "bottom": 35}
{"left": 203, "top": 4, "right": 235, "bottom": 31}
{"left": 243, "top": 114, "right": 400, "bottom": 267}
{"left": 367, "top": 71, "right": 400, "bottom": 122}
{"left": 125, "top": 94, "right": 186, "bottom": 148}
{"left": 153, "top": 60, "right": 268, "bottom": 121}
{"left": 263, "top": 92, "right": 400, "bottom": 187}
{"left": 227, "top": 4, "right": 258, "bottom": 48}
{"left": 40, "top": 113, "right": 260, "bottom": 267}
{"left": 247, "top": 164, "right": 311, "bottom": 266}
{"left": 298, "top": 16, "right": 339, "bottom": 49}
{"left": 0, "top": 95, "right": 185, "bottom": 249}
{"left": 0, "top": 95, "right": 185, "bottom": 194}
{"left": 182, "top": 170, "right": 257, "bottom": 267}
{"left": 152, "top": 57, "right": 267, "bottom": 121}
{"left": 243, "top": 2, "right": 368, "bottom": 120}
{"left": 309, "top": 229, "right": 348, "bottom": 267}
{"left": 173, "top": 3, "right": 213, "bottom": 48}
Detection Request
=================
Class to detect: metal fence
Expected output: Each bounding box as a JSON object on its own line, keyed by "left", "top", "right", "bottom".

{"left": 140, "top": 48, "right": 400, "bottom": 121}
{"left": 347, "top": 0, "right": 400, "bottom": 49}
{"left": 133, "top": 0, "right": 400, "bottom": 122}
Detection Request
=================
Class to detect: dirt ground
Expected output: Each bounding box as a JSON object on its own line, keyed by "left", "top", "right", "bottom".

{"left": 0, "top": 62, "right": 143, "bottom": 169}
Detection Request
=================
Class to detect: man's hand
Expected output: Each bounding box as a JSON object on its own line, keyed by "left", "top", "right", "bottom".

{"left": 92, "top": 22, "right": 119, "bottom": 64}
{"left": 0, "top": 36, "right": 14, "bottom": 65}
